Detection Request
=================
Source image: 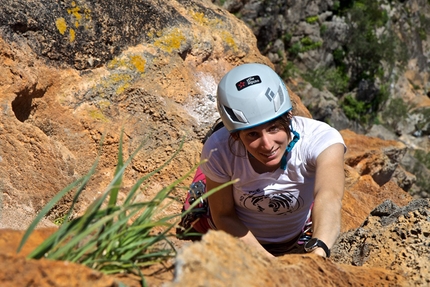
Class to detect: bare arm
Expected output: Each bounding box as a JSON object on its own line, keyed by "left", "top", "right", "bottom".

{"left": 206, "top": 177, "right": 274, "bottom": 258}
{"left": 311, "top": 143, "right": 345, "bottom": 257}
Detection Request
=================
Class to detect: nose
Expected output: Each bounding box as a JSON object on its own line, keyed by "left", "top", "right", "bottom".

{"left": 259, "top": 132, "right": 274, "bottom": 150}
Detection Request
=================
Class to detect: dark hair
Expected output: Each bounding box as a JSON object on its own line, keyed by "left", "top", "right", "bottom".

{"left": 227, "top": 112, "right": 293, "bottom": 157}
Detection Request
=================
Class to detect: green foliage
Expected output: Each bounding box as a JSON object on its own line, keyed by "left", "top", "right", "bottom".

{"left": 288, "top": 42, "right": 301, "bottom": 57}
{"left": 320, "top": 24, "right": 328, "bottom": 34}
{"left": 341, "top": 84, "right": 390, "bottom": 126}
{"left": 306, "top": 15, "right": 319, "bottom": 24}
{"left": 300, "top": 37, "right": 322, "bottom": 52}
{"left": 287, "top": 37, "right": 322, "bottom": 57}
{"left": 302, "top": 67, "right": 349, "bottom": 96}
{"left": 332, "top": 1, "right": 341, "bottom": 12}
{"left": 371, "top": 83, "right": 390, "bottom": 114}
{"left": 380, "top": 98, "right": 410, "bottom": 131}
{"left": 18, "top": 131, "right": 235, "bottom": 287}
{"left": 414, "top": 150, "right": 430, "bottom": 169}
{"left": 280, "top": 61, "right": 299, "bottom": 80}
{"left": 301, "top": 69, "right": 325, "bottom": 91}
{"left": 418, "top": 13, "right": 430, "bottom": 41}
{"left": 411, "top": 150, "right": 430, "bottom": 192}
{"left": 53, "top": 215, "right": 67, "bottom": 226}
{"left": 342, "top": 0, "right": 408, "bottom": 88}
{"left": 341, "top": 94, "right": 369, "bottom": 122}
{"left": 282, "top": 33, "right": 292, "bottom": 43}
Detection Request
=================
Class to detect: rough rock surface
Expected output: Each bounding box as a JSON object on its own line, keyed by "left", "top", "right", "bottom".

{"left": 340, "top": 129, "right": 414, "bottom": 231}
{"left": 168, "top": 230, "right": 407, "bottom": 287}
{"left": 332, "top": 198, "right": 430, "bottom": 286}
{"left": 0, "top": 0, "right": 428, "bottom": 286}
{"left": 2, "top": 0, "right": 306, "bottom": 230}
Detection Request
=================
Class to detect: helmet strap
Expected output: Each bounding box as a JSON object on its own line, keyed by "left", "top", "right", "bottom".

{"left": 280, "top": 130, "right": 300, "bottom": 170}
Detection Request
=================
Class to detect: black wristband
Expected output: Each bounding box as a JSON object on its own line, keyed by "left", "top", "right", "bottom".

{"left": 304, "top": 238, "right": 330, "bottom": 257}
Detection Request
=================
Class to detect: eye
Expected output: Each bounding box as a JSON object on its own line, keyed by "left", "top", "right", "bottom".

{"left": 268, "top": 124, "right": 281, "bottom": 133}
{"left": 246, "top": 131, "right": 259, "bottom": 138}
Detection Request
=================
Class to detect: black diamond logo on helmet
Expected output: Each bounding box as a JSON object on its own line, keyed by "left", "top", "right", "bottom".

{"left": 265, "top": 88, "right": 275, "bottom": 101}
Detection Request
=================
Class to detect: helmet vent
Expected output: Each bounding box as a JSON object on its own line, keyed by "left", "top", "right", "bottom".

{"left": 278, "top": 85, "right": 285, "bottom": 105}
{"left": 224, "top": 105, "right": 248, "bottom": 124}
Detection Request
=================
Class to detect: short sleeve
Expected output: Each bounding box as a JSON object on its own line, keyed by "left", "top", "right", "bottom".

{"left": 200, "top": 128, "right": 233, "bottom": 183}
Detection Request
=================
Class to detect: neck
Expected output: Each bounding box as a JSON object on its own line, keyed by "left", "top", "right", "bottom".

{"left": 248, "top": 153, "right": 280, "bottom": 174}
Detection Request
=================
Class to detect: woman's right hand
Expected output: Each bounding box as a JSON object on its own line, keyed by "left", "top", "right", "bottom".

{"left": 206, "top": 177, "right": 275, "bottom": 259}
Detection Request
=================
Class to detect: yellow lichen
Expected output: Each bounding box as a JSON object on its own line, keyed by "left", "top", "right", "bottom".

{"left": 220, "top": 30, "right": 237, "bottom": 50}
{"left": 90, "top": 72, "right": 135, "bottom": 98}
{"left": 191, "top": 11, "right": 222, "bottom": 27}
{"left": 192, "top": 12, "right": 208, "bottom": 25}
{"left": 98, "top": 100, "right": 111, "bottom": 110}
{"left": 130, "top": 55, "right": 146, "bottom": 73}
{"left": 107, "top": 58, "right": 120, "bottom": 69}
{"left": 56, "top": 18, "right": 67, "bottom": 35}
{"left": 67, "top": 6, "right": 82, "bottom": 21}
{"left": 103, "top": 73, "right": 134, "bottom": 95}
{"left": 69, "top": 28, "right": 76, "bottom": 42}
{"left": 67, "top": 2, "right": 92, "bottom": 30}
{"left": 109, "top": 73, "right": 132, "bottom": 85}
{"left": 88, "top": 108, "right": 108, "bottom": 122}
{"left": 107, "top": 57, "right": 132, "bottom": 71}
{"left": 153, "top": 28, "right": 186, "bottom": 53}
{"left": 116, "top": 82, "right": 131, "bottom": 95}
{"left": 84, "top": 8, "right": 91, "bottom": 20}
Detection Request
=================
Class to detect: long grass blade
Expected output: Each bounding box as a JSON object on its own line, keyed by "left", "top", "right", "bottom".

{"left": 17, "top": 157, "right": 102, "bottom": 254}
{"left": 20, "top": 132, "right": 236, "bottom": 287}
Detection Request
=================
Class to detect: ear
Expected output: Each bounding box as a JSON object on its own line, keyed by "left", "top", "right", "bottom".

{"left": 230, "top": 132, "right": 240, "bottom": 141}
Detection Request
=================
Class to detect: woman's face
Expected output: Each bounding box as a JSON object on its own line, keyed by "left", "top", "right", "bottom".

{"left": 238, "top": 121, "right": 289, "bottom": 169}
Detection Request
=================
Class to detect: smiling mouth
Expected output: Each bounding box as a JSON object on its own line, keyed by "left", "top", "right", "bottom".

{"left": 261, "top": 147, "right": 279, "bottom": 157}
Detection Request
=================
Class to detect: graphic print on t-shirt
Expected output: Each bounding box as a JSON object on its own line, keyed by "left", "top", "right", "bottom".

{"left": 239, "top": 188, "right": 304, "bottom": 215}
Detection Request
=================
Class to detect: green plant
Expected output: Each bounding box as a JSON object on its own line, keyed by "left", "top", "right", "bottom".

{"left": 306, "top": 15, "right": 319, "bottom": 24}
{"left": 280, "top": 61, "right": 299, "bottom": 80}
{"left": 287, "top": 37, "right": 323, "bottom": 57}
{"left": 301, "top": 68, "right": 326, "bottom": 90}
{"left": 332, "top": 1, "right": 340, "bottom": 12}
{"left": 418, "top": 13, "right": 430, "bottom": 41}
{"left": 53, "top": 215, "right": 67, "bottom": 226}
{"left": 341, "top": 94, "right": 369, "bottom": 122}
{"left": 301, "top": 66, "right": 349, "bottom": 96}
{"left": 380, "top": 98, "right": 409, "bottom": 131}
{"left": 342, "top": 0, "right": 408, "bottom": 89}
{"left": 326, "top": 67, "right": 350, "bottom": 95}
{"left": 320, "top": 24, "right": 328, "bottom": 34}
{"left": 414, "top": 150, "right": 430, "bottom": 169}
{"left": 282, "top": 33, "right": 292, "bottom": 43}
{"left": 18, "top": 132, "right": 234, "bottom": 287}
{"left": 411, "top": 150, "right": 430, "bottom": 194}
{"left": 300, "top": 37, "right": 322, "bottom": 52}
{"left": 288, "top": 42, "right": 301, "bottom": 57}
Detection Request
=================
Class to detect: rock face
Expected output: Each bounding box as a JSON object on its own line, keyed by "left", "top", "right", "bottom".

{"left": 333, "top": 199, "right": 430, "bottom": 286}
{"left": 1, "top": 0, "right": 301, "bottom": 230}
{"left": 340, "top": 129, "right": 414, "bottom": 231}
{"left": 0, "top": 0, "right": 428, "bottom": 286}
{"left": 168, "top": 230, "right": 407, "bottom": 287}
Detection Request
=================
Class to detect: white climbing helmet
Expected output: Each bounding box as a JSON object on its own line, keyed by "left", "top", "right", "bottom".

{"left": 217, "top": 63, "right": 292, "bottom": 132}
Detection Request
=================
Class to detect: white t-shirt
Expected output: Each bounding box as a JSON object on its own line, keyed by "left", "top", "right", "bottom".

{"left": 200, "top": 116, "right": 346, "bottom": 244}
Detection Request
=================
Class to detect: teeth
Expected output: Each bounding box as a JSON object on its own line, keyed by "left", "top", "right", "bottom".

{"left": 263, "top": 151, "right": 276, "bottom": 156}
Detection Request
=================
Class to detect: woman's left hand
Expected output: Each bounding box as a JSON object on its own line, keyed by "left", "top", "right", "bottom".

{"left": 311, "top": 143, "right": 346, "bottom": 253}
